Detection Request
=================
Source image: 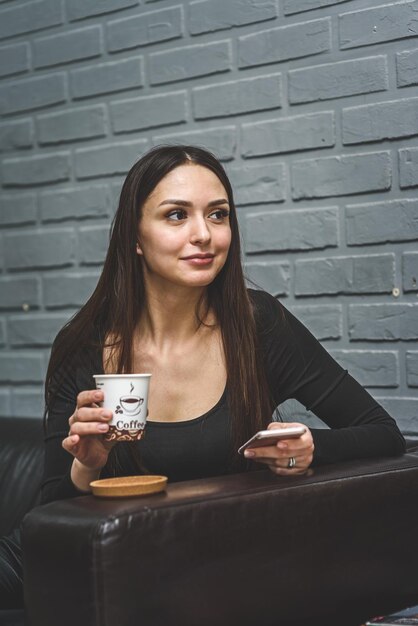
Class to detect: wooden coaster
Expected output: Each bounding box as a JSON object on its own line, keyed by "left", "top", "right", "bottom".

{"left": 90, "top": 475, "right": 168, "bottom": 498}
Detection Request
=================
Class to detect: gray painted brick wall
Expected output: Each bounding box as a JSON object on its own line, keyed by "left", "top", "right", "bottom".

{"left": 0, "top": 0, "right": 417, "bottom": 436}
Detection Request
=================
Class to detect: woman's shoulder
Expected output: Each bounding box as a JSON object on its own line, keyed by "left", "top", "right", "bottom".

{"left": 247, "top": 289, "right": 287, "bottom": 330}
{"left": 247, "top": 289, "right": 314, "bottom": 352}
{"left": 248, "top": 288, "right": 280, "bottom": 310}
{"left": 48, "top": 323, "right": 103, "bottom": 391}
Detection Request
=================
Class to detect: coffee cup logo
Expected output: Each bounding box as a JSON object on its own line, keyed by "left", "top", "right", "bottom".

{"left": 120, "top": 395, "right": 143, "bottom": 416}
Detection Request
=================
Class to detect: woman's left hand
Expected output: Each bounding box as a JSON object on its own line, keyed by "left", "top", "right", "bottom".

{"left": 244, "top": 422, "right": 314, "bottom": 475}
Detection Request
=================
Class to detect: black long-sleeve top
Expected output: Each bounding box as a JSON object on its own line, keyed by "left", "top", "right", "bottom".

{"left": 41, "top": 290, "right": 405, "bottom": 504}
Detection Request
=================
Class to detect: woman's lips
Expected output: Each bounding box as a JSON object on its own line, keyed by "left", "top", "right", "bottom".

{"left": 181, "top": 254, "right": 215, "bottom": 266}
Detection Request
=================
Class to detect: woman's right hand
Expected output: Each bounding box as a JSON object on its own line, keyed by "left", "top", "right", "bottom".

{"left": 62, "top": 390, "right": 114, "bottom": 490}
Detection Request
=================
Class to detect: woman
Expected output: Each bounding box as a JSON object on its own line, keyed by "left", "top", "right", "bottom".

{"left": 41, "top": 143, "right": 405, "bottom": 503}
{"left": 0, "top": 143, "right": 406, "bottom": 609}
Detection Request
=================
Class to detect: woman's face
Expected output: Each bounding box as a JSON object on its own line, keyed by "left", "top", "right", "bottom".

{"left": 136, "top": 163, "right": 232, "bottom": 291}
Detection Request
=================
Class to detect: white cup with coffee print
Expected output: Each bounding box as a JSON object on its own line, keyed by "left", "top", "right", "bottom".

{"left": 93, "top": 374, "right": 151, "bottom": 442}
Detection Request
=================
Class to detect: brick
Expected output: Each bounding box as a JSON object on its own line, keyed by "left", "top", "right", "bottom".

{"left": 79, "top": 225, "right": 110, "bottom": 265}
{"left": 110, "top": 91, "right": 186, "bottom": 133}
{"left": 0, "top": 236, "right": 4, "bottom": 267}
{"left": 0, "top": 193, "right": 37, "bottom": 227}
{"left": 343, "top": 97, "right": 418, "bottom": 145}
{"left": 0, "top": 390, "right": 11, "bottom": 418}
{"left": 226, "top": 162, "right": 286, "bottom": 205}
{"left": 8, "top": 313, "right": 71, "bottom": 347}
{"left": 375, "top": 397, "right": 418, "bottom": 434}
{"left": 295, "top": 254, "right": 394, "bottom": 296}
{"left": 0, "top": 73, "right": 66, "bottom": 115}
{"left": 44, "top": 272, "right": 100, "bottom": 308}
{"left": 0, "top": 119, "right": 34, "bottom": 151}
{"left": 33, "top": 25, "right": 102, "bottom": 69}
{"left": 346, "top": 199, "right": 418, "bottom": 246}
{"left": 193, "top": 74, "right": 282, "bottom": 120}
{"left": 0, "top": 321, "right": 5, "bottom": 347}
{"left": 399, "top": 147, "right": 418, "bottom": 188}
{"left": 406, "top": 352, "right": 418, "bottom": 386}
{"left": 0, "top": 353, "right": 45, "bottom": 383}
{"left": 349, "top": 304, "right": 418, "bottom": 341}
{"left": 284, "top": 0, "right": 351, "bottom": 14}
{"left": 242, "top": 111, "right": 335, "bottom": 157}
{"left": 245, "top": 207, "right": 338, "bottom": 253}
{"left": 288, "top": 56, "right": 388, "bottom": 104}
{"left": 397, "top": 48, "right": 418, "bottom": 87}
{"left": 2, "top": 152, "right": 71, "bottom": 187}
{"left": 0, "top": 42, "right": 29, "bottom": 77}
{"left": 244, "top": 262, "right": 290, "bottom": 297}
{"left": 275, "top": 398, "right": 319, "bottom": 425}
{"left": 111, "top": 180, "right": 124, "bottom": 212}
{"left": 149, "top": 40, "right": 232, "bottom": 85}
{"left": 291, "top": 151, "right": 391, "bottom": 200}
{"left": 71, "top": 58, "right": 143, "bottom": 100}
{"left": 37, "top": 105, "right": 107, "bottom": 145}
{"left": 11, "top": 388, "right": 44, "bottom": 419}
{"left": 238, "top": 18, "right": 330, "bottom": 68}
{"left": 67, "top": 0, "right": 139, "bottom": 21}
{"left": 402, "top": 252, "right": 418, "bottom": 293}
{"left": 0, "top": 0, "right": 63, "bottom": 40}
{"left": 107, "top": 6, "right": 183, "bottom": 52}
{"left": 289, "top": 304, "right": 342, "bottom": 340}
{"left": 40, "top": 185, "right": 110, "bottom": 222}
{"left": 4, "top": 229, "right": 75, "bottom": 270}
{"left": 189, "top": 0, "right": 277, "bottom": 35}
{"left": 74, "top": 139, "right": 148, "bottom": 179}
{"left": 153, "top": 127, "right": 236, "bottom": 162}
{"left": 328, "top": 350, "right": 398, "bottom": 388}
{"left": 0, "top": 276, "right": 40, "bottom": 310}
{"left": 339, "top": 1, "right": 418, "bottom": 49}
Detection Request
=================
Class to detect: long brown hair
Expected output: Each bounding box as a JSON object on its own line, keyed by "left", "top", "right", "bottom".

{"left": 45, "top": 145, "right": 274, "bottom": 469}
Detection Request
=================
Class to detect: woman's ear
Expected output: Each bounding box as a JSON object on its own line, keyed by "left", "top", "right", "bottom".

{"left": 136, "top": 242, "right": 143, "bottom": 256}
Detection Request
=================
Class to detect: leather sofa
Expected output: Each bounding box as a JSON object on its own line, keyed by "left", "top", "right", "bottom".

{"left": 2, "top": 415, "right": 418, "bottom": 626}
{"left": 20, "top": 441, "right": 418, "bottom": 626}
{"left": 0, "top": 418, "right": 44, "bottom": 624}
{"left": 0, "top": 418, "right": 44, "bottom": 539}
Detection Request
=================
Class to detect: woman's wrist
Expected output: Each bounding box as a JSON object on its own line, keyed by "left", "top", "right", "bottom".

{"left": 70, "top": 458, "right": 101, "bottom": 493}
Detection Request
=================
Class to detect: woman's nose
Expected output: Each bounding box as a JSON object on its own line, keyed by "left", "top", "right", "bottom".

{"left": 190, "top": 217, "right": 211, "bottom": 244}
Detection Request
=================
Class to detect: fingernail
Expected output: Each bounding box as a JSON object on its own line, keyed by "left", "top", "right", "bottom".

{"left": 244, "top": 450, "right": 255, "bottom": 458}
{"left": 94, "top": 391, "right": 102, "bottom": 400}
{"left": 98, "top": 423, "right": 109, "bottom": 432}
{"left": 277, "top": 442, "right": 288, "bottom": 450}
{"left": 101, "top": 411, "right": 112, "bottom": 419}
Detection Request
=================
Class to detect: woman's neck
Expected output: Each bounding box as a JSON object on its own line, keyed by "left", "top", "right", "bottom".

{"left": 137, "top": 284, "right": 214, "bottom": 349}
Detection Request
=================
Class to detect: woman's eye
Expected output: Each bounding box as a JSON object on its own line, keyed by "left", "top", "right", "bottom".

{"left": 209, "top": 209, "right": 230, "bottom": 221}
{"left": 166, "top": 209, "right": 187, "bottom": 221}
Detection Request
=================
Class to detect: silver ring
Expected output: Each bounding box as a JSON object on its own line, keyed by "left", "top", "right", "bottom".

{"left": 287, "top": 457, "right": 296, "bottom": 469}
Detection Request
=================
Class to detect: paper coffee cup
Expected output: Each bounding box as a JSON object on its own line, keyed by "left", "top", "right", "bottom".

{"left": 93, "top": 374, "right": 151, "bottom": 442}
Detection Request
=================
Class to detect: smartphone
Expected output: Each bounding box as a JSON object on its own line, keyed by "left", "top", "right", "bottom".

{"left": 238, "top": 425, "right": 306, "bottom": 455}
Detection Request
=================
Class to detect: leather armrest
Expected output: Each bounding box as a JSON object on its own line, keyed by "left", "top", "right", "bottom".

{"left": 22, "top": 452, "right": 418, "bottom": 626}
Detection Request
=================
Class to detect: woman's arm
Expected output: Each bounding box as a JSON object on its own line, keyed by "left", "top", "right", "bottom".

{"left": 252, "top": 290, "right": 406, "bottom": 465}
{"left": 41, "top": 366, "right": 86, "bottom": 503}
{"left": 42, "top": 354, "right": 113, "bottom": 503}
